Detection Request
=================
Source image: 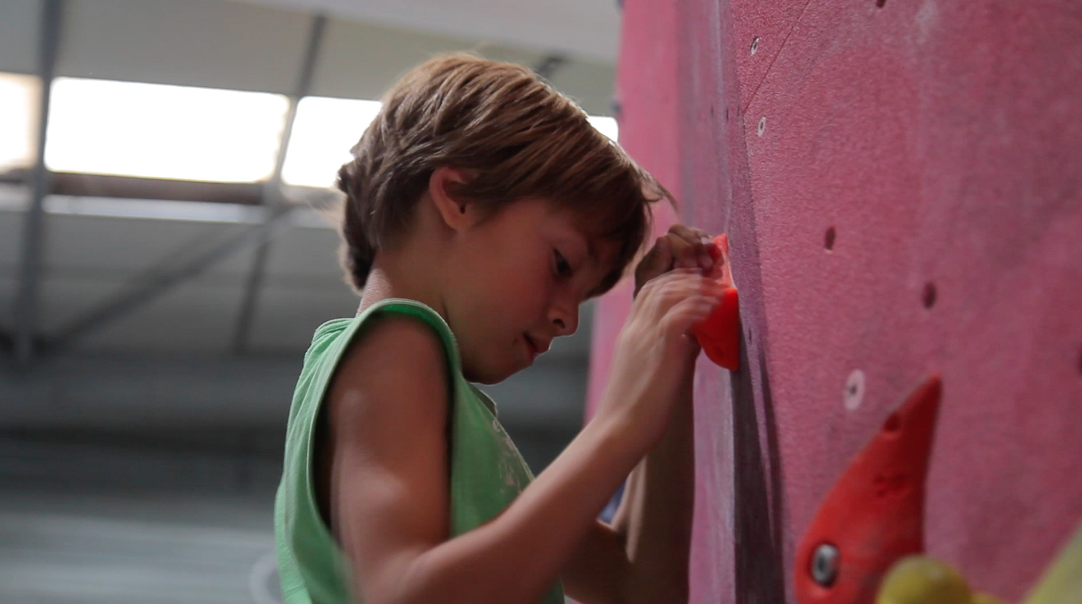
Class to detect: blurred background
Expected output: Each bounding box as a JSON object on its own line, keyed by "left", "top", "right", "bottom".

{"left": 0, "top": 1, "right": 620, "bottom": 601}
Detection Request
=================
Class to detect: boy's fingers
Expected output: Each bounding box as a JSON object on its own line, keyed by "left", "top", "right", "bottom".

{"left": 634, "top": 237, "right": 673, "bottom": 296}
{"left": 650, "top": 272, "right": 721, "bottom": 311}
{"left": 686, "top": 227, "right": 717, "bottom": 270}
{"left": 661, "top": 293, "right": 719, "bottom": 339}
{"left": 669, "top": 235, "right": 699, "bottom": 269}
{"left": 669, "top": 225, "right": 716, "bottom": 271}
{"left": 638, "top": 269, "right": 699, "bottom": 302}
{"left": 672, "top": 224, "right": 710, "bottom": 243}
{"left": 631, "top": 255, "right": 683, "bottom": 303}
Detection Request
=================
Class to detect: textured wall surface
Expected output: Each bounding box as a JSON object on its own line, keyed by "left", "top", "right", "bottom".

{"left": 589, "top": 0, "right": 1082, "bottom": 602}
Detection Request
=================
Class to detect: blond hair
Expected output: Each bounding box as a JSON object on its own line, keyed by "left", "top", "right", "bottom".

{"left": 336, "top": 53, "right": 671, "bottom": 293}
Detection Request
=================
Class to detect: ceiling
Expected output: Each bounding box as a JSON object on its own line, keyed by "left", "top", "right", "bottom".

{"left": 233, "top": 0, "right": 622, "bottom": 63}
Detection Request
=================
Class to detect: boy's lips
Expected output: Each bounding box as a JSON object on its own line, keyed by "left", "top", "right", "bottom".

{"left": 524, "top": 334, "right": 551, "bottom": 357}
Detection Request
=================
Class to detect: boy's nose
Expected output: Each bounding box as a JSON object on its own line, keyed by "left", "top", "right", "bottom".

{"left": 549, "top": 306, "right": 578, "bottom": 336}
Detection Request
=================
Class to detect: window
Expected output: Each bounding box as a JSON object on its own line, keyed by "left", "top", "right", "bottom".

{"left": 0, "top": 73, "right": 40, "bottom": 176}
{"left": 587, "top": 116, "right": 618, "bottom": 142}
{"left": 281, "top": 96, "right": 382, "bottom": 189}
{"left": 283, "top": 96, "right": 622, "bottom": 190}
{"left": 44, "top": 78, "right": 289, "bottom": 183}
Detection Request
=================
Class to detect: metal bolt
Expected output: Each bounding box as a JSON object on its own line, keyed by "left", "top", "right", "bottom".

{"left": 750, "top": 37, "right": 760, "bottom": 55}
{"left": 757, "top": 116, "right": 766, "bottom": 136}
{"left": 811, "top": 543, "right": 840, "bottom": 587}
{"left": 844, "top": 369, "right": 865, "bottom": 411}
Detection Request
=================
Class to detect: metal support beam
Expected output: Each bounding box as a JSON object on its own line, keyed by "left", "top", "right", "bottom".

{"left": 232, "top": 14, "right": 328, "bottom": 354}
{"left": 533, "top": 54, "right": 568, "bottom": 81}
{"left": 48, "top": 206, "right": 298, "bottom": 352}
{"left": 13, "top": 0, "right": 64, "bottom": 366}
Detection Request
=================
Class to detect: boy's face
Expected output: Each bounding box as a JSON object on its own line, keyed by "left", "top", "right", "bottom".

{"left": 443, "top": 197, "right": 617, "bottom": 384}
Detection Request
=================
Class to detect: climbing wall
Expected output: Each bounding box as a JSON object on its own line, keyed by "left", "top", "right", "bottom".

{"left": 587, "top": 0, "right": 1082, "bottom": 602}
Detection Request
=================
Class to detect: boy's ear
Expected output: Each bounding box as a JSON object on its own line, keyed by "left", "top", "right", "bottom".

{"left": 429, "top": 166, "right": 479, "bottom": 232}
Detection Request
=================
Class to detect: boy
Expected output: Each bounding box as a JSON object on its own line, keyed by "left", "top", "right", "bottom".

{"left": 275, "top": 53, "right": 724, "bottom": 604}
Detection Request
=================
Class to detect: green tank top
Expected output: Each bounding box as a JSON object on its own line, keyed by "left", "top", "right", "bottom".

{"left": 274, "top": 298, "right": 565, "bottom": 604}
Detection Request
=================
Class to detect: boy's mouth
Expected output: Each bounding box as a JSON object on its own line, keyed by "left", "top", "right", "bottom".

{"left": 523, "top": 334, "right": 551, "bottom": 357}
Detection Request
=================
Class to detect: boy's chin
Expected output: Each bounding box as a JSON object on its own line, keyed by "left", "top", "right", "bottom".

{"left": 464, "top": 360, "right": 520, "bottom": 385}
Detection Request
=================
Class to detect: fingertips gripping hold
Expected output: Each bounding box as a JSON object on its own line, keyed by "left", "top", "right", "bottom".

{"left": 691, "top": 234, "right": 741, "bottom": 371}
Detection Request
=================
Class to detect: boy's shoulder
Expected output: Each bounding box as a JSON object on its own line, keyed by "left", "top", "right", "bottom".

{"left": 327, "top": 311, "right": 451, "bottom": 418}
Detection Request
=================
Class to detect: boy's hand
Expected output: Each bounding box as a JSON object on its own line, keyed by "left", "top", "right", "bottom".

{"left": 634, "top": 224, "right": 722, "bottom": 298}
{"left": 600, "top": 269, "right": 722, "bottom": 448}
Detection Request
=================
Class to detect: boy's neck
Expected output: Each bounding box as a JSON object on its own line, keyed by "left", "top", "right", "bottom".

{"left": 357, "top": 254, "right": 449, "bottom": 322}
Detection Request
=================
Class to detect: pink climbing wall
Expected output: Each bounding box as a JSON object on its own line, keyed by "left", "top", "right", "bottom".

{"left": 588, "top": 0, "right": 1082, "bottom": 602}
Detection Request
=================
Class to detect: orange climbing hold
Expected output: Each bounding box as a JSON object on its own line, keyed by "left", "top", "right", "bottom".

{"left": 794, "top": 374, "right": 943, "bottom": 604}
{"left": 692, "top": 234, "right": 742, "bottom": 371}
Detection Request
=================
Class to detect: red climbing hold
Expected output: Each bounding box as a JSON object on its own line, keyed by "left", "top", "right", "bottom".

{"left": 794, "top": 374, "right": 942, "bottom": 604}
{"left": 692, "top": 234, "right": 741, "bottom": 371}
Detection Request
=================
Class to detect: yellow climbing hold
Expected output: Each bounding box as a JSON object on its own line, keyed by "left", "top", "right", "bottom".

{"left": 877, "top": 556, "right": 1007, "bottom": 604}
{"left": 878, "top": 556, "right": 972, "bottom": 604}
{"left": 876, "top": 521, "right": 1081, "bottom": 604}
{"left": 1022, "top": 521, "right": 1082, "bottom": 604}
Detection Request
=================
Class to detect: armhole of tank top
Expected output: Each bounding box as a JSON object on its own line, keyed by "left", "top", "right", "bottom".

{"left": 305, "top": 301, "right": 459, "bottom": 542}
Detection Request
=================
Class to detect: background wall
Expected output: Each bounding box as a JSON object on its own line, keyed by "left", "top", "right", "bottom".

{"left": 590, "top": 0, "right": 1082, "bottom": 602}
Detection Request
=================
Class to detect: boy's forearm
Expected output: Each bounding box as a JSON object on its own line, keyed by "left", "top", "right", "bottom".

{"left": 388, "top": 412, "right": 648, "bottom": 604}
{"left": 613, "top": 366, "right": 696, "bottom": 603}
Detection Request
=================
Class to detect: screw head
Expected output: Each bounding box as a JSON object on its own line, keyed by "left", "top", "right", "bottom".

{"left": 750, "top": 36, "right": 760, "bottom": 55}
{"left": 844, "top": 369, "right": 865, "bottom": 411}
{"left": 811, "top": 543, "right": 840, "bottom": 587}
{"left": 757, "top": 116, "right": 766, "bottom": 136}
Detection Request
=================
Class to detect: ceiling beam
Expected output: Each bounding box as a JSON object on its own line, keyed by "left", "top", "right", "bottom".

{"left": 13, "top": 0, "right": 64, "bottom": 366}
{"left": 532, "top": 54, "right": 568, "bottom": 81}
{"left": 47, "top": 205, "right": 298, "bottom": 354}
{"left": 233, "top": 14, "right": 329, "bottom": 355}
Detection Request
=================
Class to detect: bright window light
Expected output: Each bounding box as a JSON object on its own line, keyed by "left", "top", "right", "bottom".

{"left": 588, "top": 116, "right": 619, "bottom": 142}
{"left": 282, "top": 95, "right": 621, "bottom": 189}
{"left": 282, "top": 96, "right": 382, "bottom": 188}
{"left": 45, "top": 78, "right": 289, "bottom": 183}
{"left": 0, "top": 73, "right": 39, "bottom": 174}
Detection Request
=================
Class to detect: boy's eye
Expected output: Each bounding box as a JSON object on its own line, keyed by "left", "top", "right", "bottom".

{"left": 554, "top": 249, "right": 573, "bottom": 278}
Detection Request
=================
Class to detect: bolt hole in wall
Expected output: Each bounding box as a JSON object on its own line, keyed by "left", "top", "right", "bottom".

{"left": 844, "top": 369, "right": 865, "bottom": 411}
{"left": 824, "top": 226, "right": 836, "bottom": 251}
{"left": 923, "top": 282, "right": 937, "bottom": 309}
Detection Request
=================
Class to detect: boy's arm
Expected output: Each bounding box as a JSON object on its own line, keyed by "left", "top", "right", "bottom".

{"left": 614, "top": 358, "right": 696, "bottom": 602}
{"left": 562, "top": 224, "right": 716, "bottom": 603}
{"left": 333, "top": 312, "right": 607, "bottom": 604}
{"left": 561, "top": 359, "right": 695, "bottom": 604}
{"left": 328, "top": 296, "right": 703, "bottom": 604}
